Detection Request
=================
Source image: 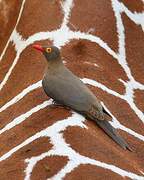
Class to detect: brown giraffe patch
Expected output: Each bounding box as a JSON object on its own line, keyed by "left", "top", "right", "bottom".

{"left": 65, "top": 164, "right": 127, "bottom": 180}
{"left": 0, "top": 0, "right": 22, "bottom": 53}
{"left": 62, "top": 40, "right": 128, "bottom": 94}
{"left": 17, "top": 0, "right": 63, "bottom": 39}
{"left": 31, "top": 156, "right": 68, "bottom": 180}
{"left": 134, "top": 90, "right": 144, "bottom": 113}
{"left": 0, "top": 106, "right": 70, "bottom": 156}
{"left": 69, "top": 0, "right": 118, "bottom": 51}
{"left": 122, "top": 14, "right": 144, "bottom": 84}
{"left": 0, "top": 137, "right": 53, "bottom": 180}
{"left": 119, "top": 0, "right": 144, "bottom": 12}
{"left": 0, "top": 40, "right": 51, "bottom": 106}
{"left": 64, "top": 125, "right": 144, "bottom": 174}
{"left": 0, "top": 42, "right": 16, "bottom": 85}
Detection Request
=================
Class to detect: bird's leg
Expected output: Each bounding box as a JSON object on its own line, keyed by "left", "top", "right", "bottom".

{"left": 52, "top": 99, "right": 60, "bottom": 105}
{"left": 52, "top": 100, "right": 70, "bottom": 110}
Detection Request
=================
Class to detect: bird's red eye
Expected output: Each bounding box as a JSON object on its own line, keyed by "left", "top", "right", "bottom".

{"left": 46, "top": 48, "right": 52, "bottom": 53}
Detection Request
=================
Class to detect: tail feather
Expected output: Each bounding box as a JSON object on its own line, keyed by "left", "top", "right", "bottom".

{"left": 94, "top": 119, "right": 132, "bottom": 151}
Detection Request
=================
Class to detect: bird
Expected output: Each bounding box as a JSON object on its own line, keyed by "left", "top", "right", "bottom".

{"left": 32, "top": 44, "right": 132, "bottom": 151}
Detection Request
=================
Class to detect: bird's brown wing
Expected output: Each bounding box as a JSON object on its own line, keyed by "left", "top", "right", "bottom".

{"left": 85, "top": 104, "right": 106, "bottom": 121}
{"left": 85, "top": 104, "right": 112, "bottom": 121}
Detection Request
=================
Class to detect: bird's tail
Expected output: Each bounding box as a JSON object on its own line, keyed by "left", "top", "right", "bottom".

{"left": 94, "top": 119, "right": 132, "bottom": 151}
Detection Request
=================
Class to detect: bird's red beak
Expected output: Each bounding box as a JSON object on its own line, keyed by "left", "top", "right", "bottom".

{"left": 32, "top": 44, "right": 44, "bottom": 52}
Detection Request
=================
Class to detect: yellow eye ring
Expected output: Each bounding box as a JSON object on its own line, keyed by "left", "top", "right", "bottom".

{"left": 46, "top": 47, "right": 52, "bottom": 53}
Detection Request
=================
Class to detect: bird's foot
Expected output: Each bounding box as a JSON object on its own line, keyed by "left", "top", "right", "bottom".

{"left": 52, "top": 100, "right": 60, "bottom": 105}
{"left": 52, "top": 100, "right": 70, "bottom": 110}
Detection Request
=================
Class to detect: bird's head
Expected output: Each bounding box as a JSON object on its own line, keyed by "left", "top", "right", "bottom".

{"left": 32, "top": 44, "right": 61, "bottom": 62}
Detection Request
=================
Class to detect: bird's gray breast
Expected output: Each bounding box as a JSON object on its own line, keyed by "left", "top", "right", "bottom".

{"left": 42, "top": 68, "right": 96, "bottom": 112}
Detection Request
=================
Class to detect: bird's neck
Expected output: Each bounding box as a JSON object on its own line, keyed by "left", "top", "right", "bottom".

{"left": 48, "top": 57, "right": 63, "bottom": 65}
{"left": 46, "top": 58, "right": 64, "bottom": 73}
